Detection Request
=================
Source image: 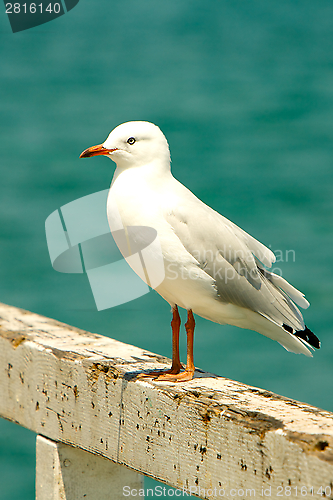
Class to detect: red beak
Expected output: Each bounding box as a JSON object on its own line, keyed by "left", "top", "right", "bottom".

{"left": 79, "top": 144, "right": 118, "bottom": 158}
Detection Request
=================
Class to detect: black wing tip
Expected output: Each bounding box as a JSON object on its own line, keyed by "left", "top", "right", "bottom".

{"left": 282, "top": 324, "right": 321, "bottom": 349}
{"left": 297, "top": 325, "right": 320, "bottom": 349}
{"left": 282, "top": 323, "right": 293, "bottom": 334}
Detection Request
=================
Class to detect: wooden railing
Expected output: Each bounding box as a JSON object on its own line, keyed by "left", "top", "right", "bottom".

{"left": 0, "top": 302, "right": 332, "bottom": 500}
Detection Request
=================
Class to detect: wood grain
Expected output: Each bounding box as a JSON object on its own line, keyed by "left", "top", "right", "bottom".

{"left": 0, "top": 302, "right": 332, "bottom": 499}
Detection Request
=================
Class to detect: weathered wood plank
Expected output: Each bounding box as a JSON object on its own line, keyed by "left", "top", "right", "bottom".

{"left": 36, "top": 435, "right": 143, "bottom": 500}
{"left": 1, "top": 302, "right": 333, "bottom": 499}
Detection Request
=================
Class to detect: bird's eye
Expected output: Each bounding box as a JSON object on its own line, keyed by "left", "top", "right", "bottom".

{"left": 127, "top": 137, "right": 136, "bottom": 145}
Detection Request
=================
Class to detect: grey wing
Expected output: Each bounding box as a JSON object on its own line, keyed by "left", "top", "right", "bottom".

{"left": 166, "top": 199, "right": 309, "bottom": 333}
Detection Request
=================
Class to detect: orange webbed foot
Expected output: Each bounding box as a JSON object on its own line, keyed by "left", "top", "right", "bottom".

{"left": 135, "top": 362, "right": 183, "bottom": 380}
{"left": 153, "top": 369, "right": 195, "bottom": 382}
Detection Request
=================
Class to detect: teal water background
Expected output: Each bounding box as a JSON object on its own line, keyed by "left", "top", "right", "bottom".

{"left": 1, "top": 1, "right": 333, "bottom": 498}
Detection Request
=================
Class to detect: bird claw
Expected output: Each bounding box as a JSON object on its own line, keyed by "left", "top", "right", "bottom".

{"left": 154, "top": 370, "right": 195, "bottom": 382}
{"left": 136, "top": 368, "right": 194, "bottom": 383}
{"left": 136, "top": 367, "right": 181, "bottom": 380}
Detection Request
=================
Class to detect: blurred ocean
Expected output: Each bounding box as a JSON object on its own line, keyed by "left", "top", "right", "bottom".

{"left": 1, "top": 1, "right": 333, "bottom": 498}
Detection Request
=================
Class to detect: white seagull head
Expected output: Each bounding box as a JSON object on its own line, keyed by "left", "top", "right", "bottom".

{"left": 80, "top": 121, "right": 171, "bottom": 169}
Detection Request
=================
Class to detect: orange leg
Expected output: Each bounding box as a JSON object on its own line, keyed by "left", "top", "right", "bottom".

{"left": 169, "top": 305, "right": 182, "bottom": 373}
{"left": 136, "top": 306, "right": 182, "bottom": 379}
{"left": 154, "top": 309, "right": 196, "bottom": 382}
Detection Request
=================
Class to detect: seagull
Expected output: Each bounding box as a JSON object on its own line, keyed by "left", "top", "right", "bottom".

{"left": 80, "top": 121, "right": 320, "bottom": 382}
